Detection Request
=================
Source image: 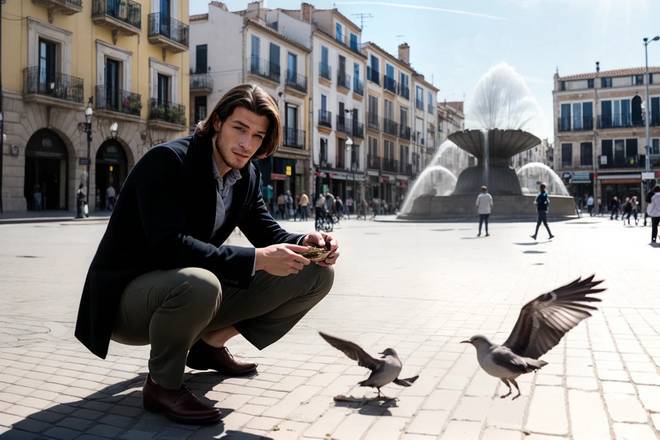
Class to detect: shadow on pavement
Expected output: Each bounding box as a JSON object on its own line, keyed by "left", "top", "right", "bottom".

{"left": 523, "top": 250, "right": 546, "bottom": 254}
{"left": 332, "top": 395, "right": 398, "bottom": 416}
{"left": 0, "top": 372, "right": 260, "bottom": 439}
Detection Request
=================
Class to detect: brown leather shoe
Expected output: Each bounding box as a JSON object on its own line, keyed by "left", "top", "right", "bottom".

{"left": 186, "top": 340, "right": 257, "bottom": 376}
{"left": 142, "top": 374, "right": 221, "bottom": 425}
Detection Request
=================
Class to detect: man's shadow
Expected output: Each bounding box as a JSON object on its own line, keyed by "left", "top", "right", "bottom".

{"left": 0, "top": 371, "right": 267, "bottom": 439}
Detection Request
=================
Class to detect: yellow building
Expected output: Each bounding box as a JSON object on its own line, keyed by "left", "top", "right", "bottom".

{"left": 0, "top": 0, "right": 189, "bottom": 213}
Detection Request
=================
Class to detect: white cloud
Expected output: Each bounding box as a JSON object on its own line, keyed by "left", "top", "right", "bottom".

{"left": 334, "top": 1, "right": 506, "bottom": 20}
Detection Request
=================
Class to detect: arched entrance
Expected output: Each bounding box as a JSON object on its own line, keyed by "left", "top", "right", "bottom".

{"left": 24, "top": 129, "right": 69, "bottom": 210}
{"left": 95, "top": 139, "right": 128, "bottom": 210}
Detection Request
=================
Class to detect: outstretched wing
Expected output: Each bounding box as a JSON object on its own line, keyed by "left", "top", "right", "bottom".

{"left": 319, "top": 332, "right": 381, "bottom": 370}
{"left": 502, "top": 275, "right": 605, "bottom": 359}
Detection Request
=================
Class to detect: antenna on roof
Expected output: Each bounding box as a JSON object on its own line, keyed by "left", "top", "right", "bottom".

{"left": 351, "top": 12, "right": 373, "bottom": 30}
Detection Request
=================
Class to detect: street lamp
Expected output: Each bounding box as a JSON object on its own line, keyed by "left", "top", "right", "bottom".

{"left": 84, "top": 97, "right": 93, "bottom": 214}
{"left": 110, "top": 121, "right": 119, "bottom": 139}
{"left": 643, "top": 35, "right": 659, "bottom": 177}
{"left": 345, "top": 137, "right": 355, "bottom": 215}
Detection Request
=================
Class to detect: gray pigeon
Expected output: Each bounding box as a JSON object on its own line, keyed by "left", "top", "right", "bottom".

{"left": 462, "top": 275, "right": 605, "bottom": 399}
{"left": 319, "top": 331, "right": 419, "bottom": 398}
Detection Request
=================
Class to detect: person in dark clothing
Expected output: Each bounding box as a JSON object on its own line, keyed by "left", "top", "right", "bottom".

{"left": 74, "top": 84, "right": 339, "bottom": 425}
{"left": 76, "top": 183, "right": 86, "bottom": 218}
{"left": 531, "top": 183, "right": 554, "bottom": 240}
{"left": 610, "top": 196, "right": 620, "bottom": 220}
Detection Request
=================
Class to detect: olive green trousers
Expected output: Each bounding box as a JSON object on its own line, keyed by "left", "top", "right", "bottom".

{"left": 111, "top": 264, "right": 334, "bottom": 389}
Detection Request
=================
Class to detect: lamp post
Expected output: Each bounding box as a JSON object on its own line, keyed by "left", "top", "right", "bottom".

{"left": 110, "top": 121, "right": 119, "bottom": 139}
{"left": 84, "top": 97, "right": 93, "bottom": 214}
{"left": 345, "top": 137, "right": 355, "bottom": 215}
{"left": 644, "top": 36, "right": 659, "bottom": 176}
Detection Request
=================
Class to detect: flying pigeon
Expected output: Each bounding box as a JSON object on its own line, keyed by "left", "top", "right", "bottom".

{"left": 462, "top": 275, "right": 605, "bottom": 399}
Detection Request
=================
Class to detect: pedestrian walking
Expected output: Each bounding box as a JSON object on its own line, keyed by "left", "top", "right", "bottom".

{"left": 531, "top": 183, "right": 554, "bottom": 240}
{"left": 76, "top": 183, "right": 87, "bottom": 218}
{"left": 106, "top": 184, "right": 117, "bottom": 211}
{"left": 610, "top": 196, "right": 620, "bottom": 220}
{"left": 622, "top": 197, "right": 633, "bottom": 225}
{"left": 586, "top": 194, "right": 594, "bottom": 217}
{"left": 631, "top": 195, "right": 639, "bottom": 225}
{"left": 299, "top": 192, "right": 309, "bottom": 221}
{"left": 647, "top": 185, "right": 660, "bottom": 243}
{"left": 475, "top": 185, "right": 493, "bottom": 237}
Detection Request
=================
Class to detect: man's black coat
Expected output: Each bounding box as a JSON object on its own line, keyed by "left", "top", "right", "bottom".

{"left": 75, "top": 133, "right": 303, "bottom": 359}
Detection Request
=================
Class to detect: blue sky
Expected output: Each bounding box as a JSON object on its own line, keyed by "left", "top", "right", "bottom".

{"left": 189, "top": 0, "right": 660, "bottom": 140}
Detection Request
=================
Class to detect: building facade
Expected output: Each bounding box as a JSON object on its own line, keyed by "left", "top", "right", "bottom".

{"left": 437, "top": 100, "right": 464, "bottom": 146}
{"left": 1, "top": 0, "right": 190, "bottom": 213}
{"left": 553, "top": 66, "right": 660, "bottom": 208}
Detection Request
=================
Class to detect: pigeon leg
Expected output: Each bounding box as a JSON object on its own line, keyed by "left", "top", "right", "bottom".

{"left": 376, "top": 387, "right": 382, "bottom": 399}
{"left": 510, "top": 378, "right": 521, "bottom": 400}
{"left": 499, "top": 379, "right": 512, "bottom": 399}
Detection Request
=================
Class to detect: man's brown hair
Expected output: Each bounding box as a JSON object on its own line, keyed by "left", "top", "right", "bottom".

{"left": 196, "top": 83, "right": 281, "bottom": 158}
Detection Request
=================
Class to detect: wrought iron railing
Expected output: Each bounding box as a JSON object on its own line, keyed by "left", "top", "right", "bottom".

{"left": 383, "top": 118, "right": 398, "bottom": 136}
{"left": 383, "top": 75, "right": 397, "bottom": 93}
{"left": 149, "top": 98, "right": 186, "bottom": 125}
{"left": 319, "top": 62, "right": 331, "bottom": 80}
{"left": 286, "top": 70, "right": 307, "bottom": 92}
{"left": 367, "top": 154, "right": 381, "bottom": 169}
{"left": 399, "top": 125, "right": 411, "bottom": 140}
{"left": 337, "top": 72, "right": 351, "bottom": 89}
{"left": 367, "top": 112, "right": 379, "bottom": 130}
{"left": 23, "top": 66, "right": 84, "bottom": 103}
{"left": 148, "top": 12, "right": 189, "bottom": 47}
{"left": 557, "top": 116, "right": 594, "bottom": 132}
{"left": 190, "top": 73, "right": 213, "bottom": 91}
{"left": 92, "top": 0, "right": 141, "bottom": 29}
{"left": 318, "top": 110, "right": 332, "bottom": 128}
{"left": 283, "top": 127, "right": 305, "bottom": 149}
{"left": 367, "top": 66, "right": 379, "bottom": 85}
{"left": 249, "top": 57, "right": 280, "bottom": 83}
{"left": 96, "top": 85, "right": 141, "bottom": 116}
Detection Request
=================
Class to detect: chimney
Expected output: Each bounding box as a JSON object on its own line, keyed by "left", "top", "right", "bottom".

{"left": 209, "top": 1, "right": 228, "bottom": 11}
{"left": 247, "top": 1, "right": 263, "bottom": 14}
{"left": 398, "top": 42, "right": 410, "bottom": 64}
{"left": 595, "top": 61, "right": 600, "bottom": 73}
{"left": 301, "top": 2, "right": 314, "bottom": 23}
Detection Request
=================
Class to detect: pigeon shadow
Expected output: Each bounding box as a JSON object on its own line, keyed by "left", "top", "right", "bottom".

{"left": 523, "top": 250, "right": 546, "bottom": 254}
{"left": 332, "top": 395, "right": 398, "bottom": 416}
{"left": 650, "top": 242, "right": 660, "bottom": 248}
{"left": 0, "top": 371, "right": 263, "bottom": 439}
{"left": 513, "top": 241, "right": 551, "bottom": 246}
{"left": 460, "top": 236, "right": 481, "bottom": 240}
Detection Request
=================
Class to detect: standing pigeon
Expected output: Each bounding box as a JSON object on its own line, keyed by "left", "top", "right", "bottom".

{"left": 462, "top": 275, "right": 605, "bottom": 399}
{"left": 318, "top": 331, "right": 419, "bottom": 398}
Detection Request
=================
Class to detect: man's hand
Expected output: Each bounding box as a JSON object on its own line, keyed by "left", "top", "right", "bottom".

{"left": 255, "top": 244, "right": 311, "bottom": 276}
{"left": 302, "top": 231, "right": 339, "bottom": 267}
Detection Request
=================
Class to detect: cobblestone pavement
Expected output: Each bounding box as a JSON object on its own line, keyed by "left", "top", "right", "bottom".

{"left": 0, "top": 216, "right": 658, "bottom": 439}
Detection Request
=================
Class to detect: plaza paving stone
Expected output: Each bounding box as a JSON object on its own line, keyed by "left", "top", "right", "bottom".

{"left": 0, "top": 216, "right": 659, "bottom": 439}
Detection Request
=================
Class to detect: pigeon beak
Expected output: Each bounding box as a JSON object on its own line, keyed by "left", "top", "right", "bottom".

{"left": 460, "top": 340, "right": 470, "bottom": 344}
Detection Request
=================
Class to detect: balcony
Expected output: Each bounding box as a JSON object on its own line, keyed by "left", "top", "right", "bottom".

{"left": 399, "top": 162, "right": 412, "bottom": 176}
{"left": 353, "top": 78, "right": 364, "bottom": 96}
{"left": 285, "top": 70, "right": 307, "bottom": 93}
{"left": 398, "top": 84, "right": 410, "bottom": 100}
{"left": 23, "top": 67, "right": 84, "bottom": 108}
{"left": 367, "top": 112, "right": 379, "bottom": 130}
{"left": 95, "top": 85, "right": 142, "bottom": 118}
{"left": 32, "top": 0, "right": 82, "bottom": 15}
{"left": 337, "top": 72, "right": 352, "bottom": 90}
{"left": 318, "top": 110, "right": 332, "bottom": 128}
{"left": 399, "top": 125, "right": 411, "bottom": 140}
{"left": 367, "top": 154, "right": 381, "bottom": 169}
{"left": 382, "top": 158, "right": 398, "bottom": 173}
{"left": 148, "top": 12, "right": 189, "bottom": 53}
{"left": 367, "top": 66, "right": 380, "bottom": 85}
{"left": 383, "top": 118, "right": 398, "bottom": 136}
{"left": 319, "top": 62, "right": 331, "bottom": 81}
{"left": 383, "top": 75, "right": 397, "bottom": 94}
{"left": 597, "top": 114, "right": 645, "bottom": 129}
{"left": 190, "top": 73, "right": 213, "bottom": 94}
{"left": 148, "top": 98, "right": 186, "bottom": 128}
{"left": 92, "top": 0, "right": 141, "bottom": 36}
{"left": 283, "top": 127, "right": 305, "bottom": 149}
{"left": 416, "top": 99, "right": 424, "bottom": 111}
{"left": 352, "top": 121, "right": 364, "bottom": 139}
{"left": 599, "top": 155, "right": 644, "bottom": 169}
{"left": 336, "top": 115, "right": 351, "bottom": 135}
{"left": 249, "top": 57, "right": 280, "bottom": 83}
{"left": 557, "top": 116, "right": 594, "bottom": 132}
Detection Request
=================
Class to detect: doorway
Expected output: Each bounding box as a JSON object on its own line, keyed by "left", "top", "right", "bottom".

{"left": 95, "top": 140, "right": 128, "bottom": 210}
{"left": 24, "top": 129, "right": 68, "bottom": 210}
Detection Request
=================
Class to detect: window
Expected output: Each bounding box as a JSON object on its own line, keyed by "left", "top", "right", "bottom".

{"left": 580, "top": 142, "right": 592, "bottom": 166}
{"left": 601, "top": 139, "right": 613, "bottom": 165}
{"left": 320, "top": 45, "right": 330, "bottom": 79}
{"left": 287, "top": 52, "right": 297, "bottom": 82}
{"left": 369, "top": 137, "right": 378, "bottom": 157}
{"left": 400, "top": 107, "right": 408, "bottom": 128}
{"left": 269, "top": 43, "right": 280, "bottom": 78}
{"left": 601, "top": 77, "right": 612, "bottom": 88}
{"left": 561, "top": 143, "right": 572, "bottom": 167}
{"left": 587, "top": 79, "right": 594, "bottom": 89}
{"left": 157, "top": 73, "right": 170, "bottom": 105}
{"left": 194, "top": 95, "right": 207, "bottom": 123}
{"left": 625, "top": 138, "right": 638, "bottom": 160}
{"left": 195, "top": 44, "right": 207, "bottom": 74}
{"left": 353, "top": 62, "right": 360, "bottom": 88}
{"left": 321, "top": 94, "right": 327, "bottom": 112}
{"left": 560, "top": 103, "right": 571, "bottom": 130}
{"left": 335, "top": 22, "right": 343, "bottom": 43}
{"left": 285, "top": 103, "right": 298, "bottom": 146}
{"left": 250, "top": 35, "right": 260, "bottom": 72}
{"left": 427, "top": 91, "right": 433, "bottom": 113}
{"left": 38, "top": 38, "right": 57, "bottom": 92}
{"left": 634, "top": 75, "right": 644, "bottom": 85}
{"left": 105, "top": 58, "right": 121, "bottom": 110}
{"left": 399, "top": 72, "right": 409, "bottom": 98}
{"left": 651, "top": 96, "right": 660, "bottom": 125}
{"left": 349, "top": 33, "right": 358, "bottom": 51}
{"left": 563, "top": 101, "right": 593, "bottom": 130}
{"left": 652, "top": 139, "right": 660, "bottom": 155}
{"left": 369, "top": 55, "right": 379, "bottom": 84}
{"left": 320, "top": 138, "right": 328, "bottom": 164}
{"left": 416, "top": 86, "right": 424, "bottom": 110}
{"left": 384, "top": 99, "right": 393, "bottom": 120}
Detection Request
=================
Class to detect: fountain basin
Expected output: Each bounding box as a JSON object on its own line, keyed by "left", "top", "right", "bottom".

{"left": 399, "top": 194, "right": 576, "bottom": 219}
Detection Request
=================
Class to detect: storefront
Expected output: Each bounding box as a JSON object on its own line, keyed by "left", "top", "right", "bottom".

{"left": 598, "top": 173, "right": 642, "bottom": 207}
{"left": 24, "top": 129, "right": 69, "bottom": 211}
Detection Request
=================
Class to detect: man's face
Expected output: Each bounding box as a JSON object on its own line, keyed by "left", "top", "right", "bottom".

{"left": 213, "top": 107, "right": 269, "bottom": 172}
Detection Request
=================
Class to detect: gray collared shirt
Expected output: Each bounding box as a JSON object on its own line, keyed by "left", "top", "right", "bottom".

{"left": 211, "top": 157, "right": 258, "bottom": 275}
